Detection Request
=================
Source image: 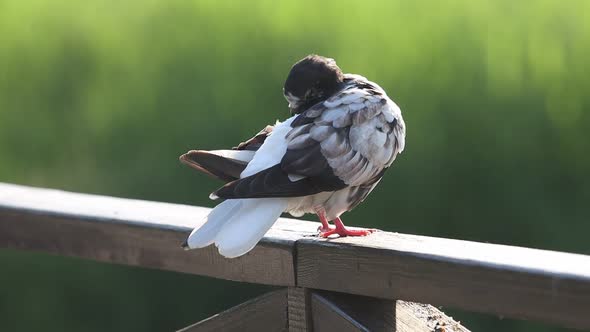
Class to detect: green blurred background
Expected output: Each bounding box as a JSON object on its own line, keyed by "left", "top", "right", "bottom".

{"left": 1, "top": 0, "right": 588, "bottom": 331}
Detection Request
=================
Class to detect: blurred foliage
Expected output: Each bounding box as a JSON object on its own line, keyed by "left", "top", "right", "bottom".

{"left": 0, "top": 0, "right": 588, "bottom": 331}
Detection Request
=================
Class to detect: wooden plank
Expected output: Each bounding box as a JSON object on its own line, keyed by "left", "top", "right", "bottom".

{"left": 177, "top": 289, "right": 287, "bottom": 332}
{"left": 314, "top": 291, "right": 394, "bottom": 331}
{"left": 0, "top": 183, "right": 316, "bottom": 286}
{"left": 297, "top": 234, "right": 590, "bottom": 330}
{"left": 287, "top": 287, "right": 311, "bottom": 332}
{"left": 395, "top": 301, "right": 469, "bottom": 332}
{"left": 312, "top": 291, "right": 469, "bottom": 332}
{"left": 311, "top": 292, "right": 367, "bottom": 332}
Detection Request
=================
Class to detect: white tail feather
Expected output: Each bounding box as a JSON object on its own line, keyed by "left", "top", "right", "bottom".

{"left": 186, "top": 199, "right": 243, "bottom": 249}
{"left": 186, "top": 117, "right": 295, "bottom": 257}
{"left": 214, "top": 198, "right": 288, "bottom": 258}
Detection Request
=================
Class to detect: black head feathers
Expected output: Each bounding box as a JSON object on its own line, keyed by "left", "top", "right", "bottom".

{"left": 284, "top": 55, "right": 344, "bottom": 114}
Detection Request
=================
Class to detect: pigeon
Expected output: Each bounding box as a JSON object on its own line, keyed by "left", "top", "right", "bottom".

{"left": 180, "top": 55, "right": 406, "bottom": 258}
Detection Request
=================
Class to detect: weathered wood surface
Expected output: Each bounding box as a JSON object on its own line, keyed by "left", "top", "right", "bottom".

{"left": 395, "top": 301, "right": 468, "bottom": 332}
{"left": 177, "top": 289, "right": 287, "bottom": 332}
{"left": 1, "top": 183, "right": 590, "bottom": 329}
{"left": 288, "top": 287, "right": 312, "bottom": 332}
{"left": 297, "top": 235, "right": 590, "bottom": 330}
{"left": 180, "top": 287, "right": 466, "bottom": 332}
{"left": 0, "top": 183, "right": 314, "bottom": 286}
{"left": 311, "top": 291, "right": 469, "bottom": 332}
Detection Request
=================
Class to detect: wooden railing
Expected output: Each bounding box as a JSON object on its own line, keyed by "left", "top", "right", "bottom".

{"left": 1, "top": 183, "right": 589, "bottom": 331}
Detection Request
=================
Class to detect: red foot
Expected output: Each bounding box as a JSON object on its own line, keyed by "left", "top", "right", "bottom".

{"left": 319, "top": 227, "right": 375, "bottom": 238}
{"left": 316, "top": 215, "right": 376, "bottom": 238}
{"left": 316, "top": 210, "right": 332, "bottom": 233}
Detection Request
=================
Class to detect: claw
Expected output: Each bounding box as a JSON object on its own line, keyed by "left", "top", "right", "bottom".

{"left": 317, "top": 225, "right": 334, "bottom": 233}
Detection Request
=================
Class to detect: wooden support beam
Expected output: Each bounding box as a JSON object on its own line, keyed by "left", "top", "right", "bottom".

{"left": 312, "top": 291, "right": 394, "bottom": 331}
{"left": 310, "top": 291, "right": 469, "bottom": 332}
{"left": 287, "top": 287, "right": 312, "bottom": 332}
{"left": 177, "top": 287, "right": 468, "bottom": 332}
{"left": 311, "top": 292, "right": 368, "bottom": 332}
{"left": 177, "top": 289, "right": 287, "bottom": 332}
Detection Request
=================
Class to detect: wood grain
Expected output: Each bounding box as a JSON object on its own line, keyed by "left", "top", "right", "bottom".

{"left": 177, "top": 289, "right": 287, "bottom": 332}
{"left": 395, "top": 301, "right": 469, "bottom": 332}
{"left": 312, "top": 291, "right": 469, "bottom": 332}
{"left": 287, "top": 287, "right": 312, "bottom": 332}
{"left": 297, "top": 234, "right": 590, "bottom": 330}
{"left": 0, "top": 183, "right": 316, "bottom": 286}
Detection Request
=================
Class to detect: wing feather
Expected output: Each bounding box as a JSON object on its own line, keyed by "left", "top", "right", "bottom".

{"left": 179, "top": 150, "right": 253, "bottom": 182}
{"left": 180, "top": 125, "right": 273, "bottom": 182}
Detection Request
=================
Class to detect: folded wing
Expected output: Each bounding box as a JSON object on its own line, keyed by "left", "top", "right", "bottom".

{"left": 213, "top": 80, "right": 405, "bottom": 200}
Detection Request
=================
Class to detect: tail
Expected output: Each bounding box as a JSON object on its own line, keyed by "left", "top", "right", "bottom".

{"left": 179, "top": 150, "right": 255, "bottom": 182}
{"left": 184, "top": 198, "right": 288, "bottom": 258}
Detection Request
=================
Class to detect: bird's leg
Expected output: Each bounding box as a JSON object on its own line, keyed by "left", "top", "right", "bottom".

{"left": 316, "top": 210, "right": 334, "bottom": 233}
{"left": 319, "top": 217, "right": 375, "bottom": 238}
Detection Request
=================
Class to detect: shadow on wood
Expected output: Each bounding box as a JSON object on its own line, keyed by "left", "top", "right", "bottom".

{"left": 176, "top": 287, "right": 468, "bottom": 332}
{"left": 177, "top": 289, "right": 287, "bottom": 332}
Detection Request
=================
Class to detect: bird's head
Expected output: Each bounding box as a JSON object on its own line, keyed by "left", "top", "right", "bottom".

{"left": 283, "top": 55, "right": 344, "bottom": 114}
